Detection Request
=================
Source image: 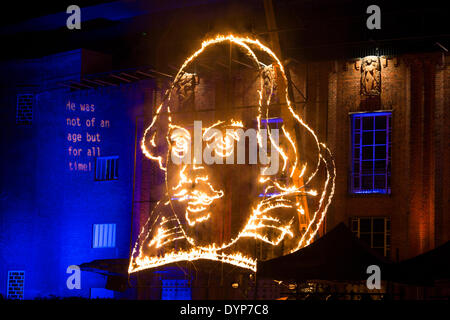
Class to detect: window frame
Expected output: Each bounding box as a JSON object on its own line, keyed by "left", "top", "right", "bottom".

{"left": 349, "top": 111, "right": 392, "bottom": 195}
{"left": 161, "top": 279, "right": 192, "bottom": 300}
{"left": 16, "top": 93, "right": 34, "bottom": 125}
{"left": 94, "top": 156, "right": 119, "bottom": 181}
{"left": 92, "top": 223, "right": 117, "bottom": 248}
{"left": 7, "top": 270, "right": 25, "bottom": 300}
{"left": 350, "top": 216, "right": 391, "bottom": 258}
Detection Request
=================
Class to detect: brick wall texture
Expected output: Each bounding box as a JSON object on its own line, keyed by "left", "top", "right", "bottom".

{"left": 136, "top": 53, "right": 449, "bottom": 265}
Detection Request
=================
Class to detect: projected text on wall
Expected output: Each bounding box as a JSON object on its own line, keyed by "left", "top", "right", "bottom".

{"left": 65, "top": 100, "right": 110, "bottom": 172}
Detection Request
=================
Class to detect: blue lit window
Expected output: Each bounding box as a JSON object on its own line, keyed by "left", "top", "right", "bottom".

{"left": 16, "top": 93, "right": 33, "bottom": 125}
{"left": 260, "top": 117, "right": 283, "bottom": 125}
{"left": 351, "top": 112, "right": 391, "bottom": 194}
{"left": 95, "top": 156, "right": 119, "bottom": 181}
{"left": 7, "top": 271, "right": 25, "bottom": 300}
{"left": 92, "top": 223, "right": 116, "bottom": 248}
{"left": 161, "top": 279, "right": 191, "bottom": 300}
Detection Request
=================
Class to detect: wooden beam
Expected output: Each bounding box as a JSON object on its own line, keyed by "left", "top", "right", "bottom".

{"left": 232, "top": 59, "right": 256, "bottom": 69}
{"left": 69, "top": 80, "right": 93, "bottom": 88}
{"left": 110, "top": 74, "right": 131, "bottom": 83}
{"left": 147, "top": 68, "right": 173, "bottom": 78}
{"left": 121, "top": 72, "right": 140, "bottom": 80}
{"left": 58, "top": 82, "right": 80, "bottom": 89}
{"left": 95, "top": 79, "right": 118, "bottom": 86}
{"left": 135, "top": 70, "right": 154, "bottom": 78}
{"left": 82, "top": 78, "right": 105, "bottom": 86}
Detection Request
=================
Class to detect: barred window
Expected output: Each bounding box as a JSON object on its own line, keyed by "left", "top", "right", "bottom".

{"left": 95, "top": 156, "right": 119, "bottom": 181}
{"left": 350, "top": 112, "right": 391, "bottom": 194}
{"left": 351, "top": 217, "right": 391, "bottom": 257}
{"left": 7, "top": 270, "right": 25, "bottom": 300}
{"left": 161, "top": 279, "right": 191, "bottom": 300}
{"left": 16, "top": 94, "right": 33, "bottom": 125}
{"left": 92, "top": 223, "right": 116, "bottom": 248}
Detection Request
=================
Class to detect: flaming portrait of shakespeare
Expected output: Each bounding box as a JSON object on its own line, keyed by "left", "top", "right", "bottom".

{"left": 129, "top": 35, "right": 335, "bottom": 273}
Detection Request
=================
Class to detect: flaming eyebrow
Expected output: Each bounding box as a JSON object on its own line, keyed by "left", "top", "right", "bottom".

{"left": 202, "top": 120, "right": 225, "bottom": 138}
{"left": 169, "top": 123, "right": 189, "bottom": 132}
{"left": 230, "top": 119, "right": 244, "bottom": 128}
{"left": 169, "top": 125, "right": 191, "bottom": 144}
{"left": 202, "top": 119, "right": 243, "bottom": 138}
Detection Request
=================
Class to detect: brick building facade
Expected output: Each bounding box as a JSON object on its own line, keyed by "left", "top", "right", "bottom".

{"left": 129, "top": 51, "right": 449, "bottom": 299}
{"left": 295, "top": 54, "right": 450, "bottom": 261}
{"left": 1, "top": 0, "right": 448, "bottom": 300}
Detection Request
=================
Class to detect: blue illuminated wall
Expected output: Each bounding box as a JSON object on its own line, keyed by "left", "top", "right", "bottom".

{"left": 159, "top": 267, "right": 192, "bottom": 300}
{"left": 0, "top": 49, "right": 154, "bottom": 299}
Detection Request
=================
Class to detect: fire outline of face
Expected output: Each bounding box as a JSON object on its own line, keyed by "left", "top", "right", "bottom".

{"left": 130, "top": 34, "right": 336, "bottom": 273}
{"left": 169, "top": 120, "right": 245, "bottom": 227}
{"left": 165, "top": 117, "right": 310, "bottom": 253}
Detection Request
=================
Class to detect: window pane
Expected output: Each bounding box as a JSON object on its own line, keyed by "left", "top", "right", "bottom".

{"left": 374, "top": 160, "right": 386, "bottom": 173}
{"left": 375, "top": 131, "right": 387, "bottom": 145}
{"left": 353, "top": 162, "right": 360, "bottom": 173}
{"left": 359, "top": 218, "right": 371, "bottom": 233}
{"left": 354, "top": 117, "right": 360, "bottom": 129}
{"left": 361, "top": 175, "right": 373, "bottom": 189}
{"left": 375, "top": 116, "right": 387, "bottom": 130}
{"left": 106, "top": 159, "right": 111, "bottom": 179}
{"left": 351, "top": 219, "right": 358, "bottom": 232}
{"left": 373, "top": 218, "right": 385, "bottom": 233}
{"left": 362, "top": 146, "right": 373, "bottom": 160}
{"left": 374, "top": 146, "right": 386, "bottom": 160}
{"left": 374, "top": 175, "right": 386, "bottom": 189}
{"left": 372, "top": 233, "right": 385, "bottom": 248}
{"left": 361, "top": 161, "right": 373, "bottom": 174}
{"left": 110, "top": 160, "right": 115, "bottom": 179}
{"left": 7, "top": 271, "right": 25, "bottom": 300}
{"left": 16, "top": 94, "right": 33, "bottom": 125}
{"left": 359, "top": 233, "right": 371, "bottom": 245}
{"left": 354, "top": 133, "right": 360, "bottom": 146}
{"left": 362, "top": 131, "right": 373, "bottom": 145}
{"left": 353, "top": 177, "right": 360, "bottom": 189}
{"left": 95, "top": 156, "right": 119, "bottom": 181}
{"left": 362, "top": 116, "right": 374, "bottom": 130}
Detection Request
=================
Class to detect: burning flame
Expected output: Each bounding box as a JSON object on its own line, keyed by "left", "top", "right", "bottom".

{"left": 130, "top": 34, "right": 335, "bottom": 274}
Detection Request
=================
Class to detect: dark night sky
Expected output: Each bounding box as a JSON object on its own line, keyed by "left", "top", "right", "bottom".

{"left": 0, "top": 1, "right": 115, "bottom": 27}
{"left": 0, "top": 0, "right": 448, "bottom": 64}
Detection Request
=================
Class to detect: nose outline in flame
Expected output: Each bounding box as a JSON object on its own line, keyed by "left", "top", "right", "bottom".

{"left": 172, "top": 164, "right": 224, "bottom": 226}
